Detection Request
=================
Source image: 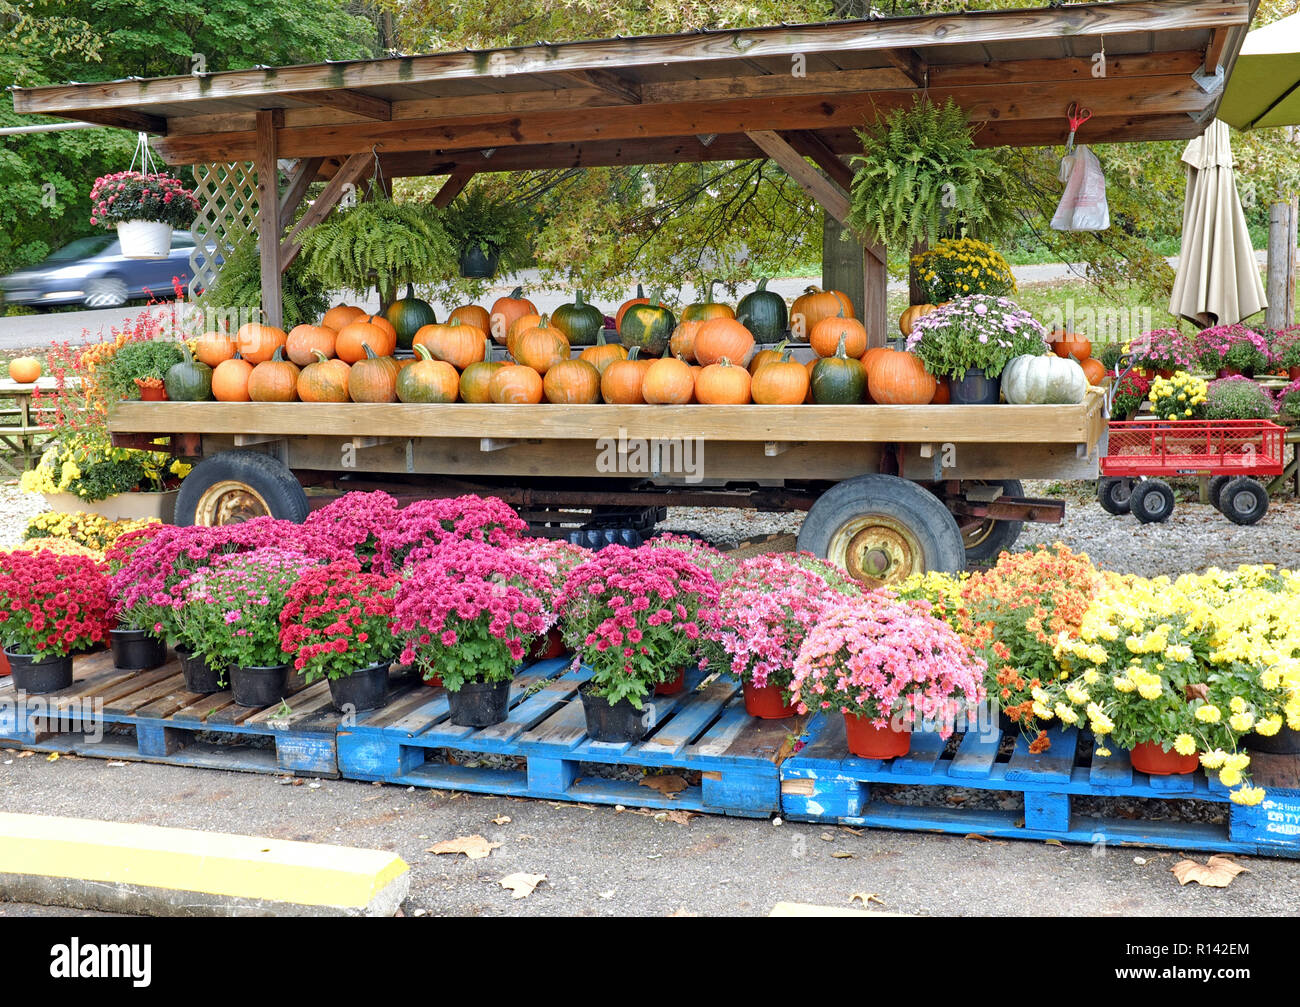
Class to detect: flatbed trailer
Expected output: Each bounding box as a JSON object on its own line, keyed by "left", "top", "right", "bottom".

{"left": 108, "top": 389, "right": 1108, "bottom": 584}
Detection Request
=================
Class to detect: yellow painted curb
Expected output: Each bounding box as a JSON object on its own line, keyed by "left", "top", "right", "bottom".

{"left": 0, "top": 813, "right": 408, "bottom": 912}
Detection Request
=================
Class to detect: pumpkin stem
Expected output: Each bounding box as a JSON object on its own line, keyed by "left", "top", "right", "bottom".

{"left": 414, "top": 343, "right": 433, "bottom": 361}
{"left": 311, "top": 350, "right": 329, "bottom": 364}
{"left": 405, "top": 283, "right": 415, "bottom": 299}
{"left": 627, "top": 346, "right": 641, "bottom": 361}
{"left": 834, "top": 333, "right": 848, "bottom": 359}
{"left": 363, "top": 344, "right": 378, "bottom": 360}
{"left": 272, "top": 346, "right": 287, "bottom": 362}
{"left": 756, "top": 277, "right": 768, "bottom": 292}
{"left": 509, "top": 286, "right": 524, "bottom": 299}
{"left": 805, "top": 285, "right": 822, "bottom": 295}
{"left": 647, "top": 288, "right": 663, "bottom": 308}
{"left": 779, "top": 348, "right": 794, "bottom": 363}
{"left": 635, "top": 283, "right": 644, "bottom": 299}
{"left": 575, "top": 290, "right": 585, "bottom": 306}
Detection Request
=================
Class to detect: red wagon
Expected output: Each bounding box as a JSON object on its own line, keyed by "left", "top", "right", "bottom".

{"left": 1097, "top": 419, "right": 1286, "bottom": 525}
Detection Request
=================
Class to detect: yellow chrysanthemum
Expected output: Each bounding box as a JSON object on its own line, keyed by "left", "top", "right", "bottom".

{"left": 1195, "top": 704, "right": 1221, "bottom": 724}
{"left": 1173, "top": 734, "right": 1196, "bottom": 756}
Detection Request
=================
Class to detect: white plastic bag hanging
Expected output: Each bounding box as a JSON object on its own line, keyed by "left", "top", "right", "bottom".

{"left": 1052, "top": 144, "right": 1110, "bottom": 232}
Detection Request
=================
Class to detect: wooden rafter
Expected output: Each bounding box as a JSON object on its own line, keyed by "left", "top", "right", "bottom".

{"left": 746, "top": 130, "right": 850, "bottom": 228}
{"left": 293, "top": 89, "right": 392, "bottom": 121}
{"left": 558, "top": 69, "right": 641, "bottom": 104}
{"left": 883, "top": 48, "right": 928, "bottom": 88}
{"left": 432, "top": 166, "right": 475, "bottom": 208}
{"left": 279, "top": 150, "right": 371, "bottom": 269}
{"left": 278, "top": 156, "right": 323, "bottom": 231}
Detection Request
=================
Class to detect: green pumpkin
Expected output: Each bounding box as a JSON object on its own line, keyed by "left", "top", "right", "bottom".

{"left": 1002, "top": 353, "right": 1087, "bottom": 404}
{"left": 385, "top": 283, "right": 437, "bottom": 350}
{"left": 619, "top": 291, "right": 676, "bottom": 358}
{"left": 736, "top": 278, "right": 788, "bottom": 342}
{"left": 810, "top": 333, "right": 865, "bottom": 404}
{"left": 164, "top": 345, "right": 212, "bottom": 401}
{"left": 681, "top": 278, "right": 732, "bottom": 321}
{"left": 551, "top": 290, "right": 604, "bottom": 347}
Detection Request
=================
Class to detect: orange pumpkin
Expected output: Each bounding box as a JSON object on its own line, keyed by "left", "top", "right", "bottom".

{"left": 1053, "top": 331, "right": 1093, "bottom": 362}
{"left": 1080, "top": 357, "right": 1108, "bottom": 385}
{"left": 899, "top": 304, "right": 938, "bottom": 337}
{"left": 194, "top": 332, "right": 237, "bottom": 368}
{"left": 579, "top": 331, "right": 628, "bottom": 375}
{"left": 601, "top": 348, "right": 649, "bottom": 404}
{"left": 810, "top": 309, "right": 868, "bottom": 359}
{"left": 642, "top": 357, "right": 695, "bottom": 405}
{"left": 748, "top": 340, "right": 792, "bottom": 376}
{"left": 695, "top": 358, "right": 751, "bottom": 404}
{"left": 861, "top": 345, "right": 890, "bottom": 379}
{"left": 347, "top": 346, "right": 400, "bottom": 403}
{"left": 930, "top": 376, "right": 951, "bottom": 404}
{"left": 336, "top": 320, "right": 396, "bottom": 363}
{"left": 751, "top": 349, "right": 809, "bottom": 405}
{"left": 504, "top": 313, "right": 544, "bottom": 358}
{"left": 235, "top": 322, "right": 287, "bottom": 365}
{"left": 489, "top": 364, "right": 544, "bottom": 404}
{"left": 460, "top": 355, "right": 506, "bottom": 403}
{"left": 803, "top": 358, "right": 817, "bottom": 404}
{"left": 322, "top": 304, "right": 366, "bottom": 331}
{"left": 211, "top": 356, "right": 254, "bottom": 402}
{"left": 512, "top": 316, "right": 570, "bottom": 376}
{"left": 297, "top": 351, "right": 351, "bottom": 403}
{"left": 615, "top": 283, "right": 649, "bottom": 332}
{"left": 396, "top": 345, "right": 460, "bottom": 404}
{"left": 247, "top": 347, "right": 300, "bottom": 402}
{"left": 790, "top": 286, "right": 853, "bottom": 340}
{"left": 7, "top": 356, "right": 42, "bottom": 383}
{"left": 668, "top": 320, "right": 706, "bottom": 363}
{"left": 285, "top": 325, "right": 337, "bottom": 366}
{"left": 360, "top": 314, "right": 398, "bottom": 344}
{"left": 449, "top": 304, "right": 491, "bottom": 333}
{"left": 867, "top": 349, "right": 936, "bottom": 405}
{"left": 489, "top": 287, "right": 539, "bottom": 345}
{"left": 693, "top": 317, "right": 755, "bottom": 368}
{"left": 414, "top": 319, "right": 488, "bottom": 371}
{"left": 543, "top": 358, "right": 602, "bottom": 404}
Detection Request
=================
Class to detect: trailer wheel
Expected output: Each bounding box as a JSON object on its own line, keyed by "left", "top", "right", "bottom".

{"left": 1207, "top": 475, "right": 1233, "bottom": 511}
{"left": 796, "top": 474, "right": 965, "bottom": 588}
{"left": 1097, "top": 477, "right": 1134, "bottom": 515}
{"left": 174, "top": 451, "right": 309, "bottom": 527}
{"left": 1219, "top": 477, "right": 1269, "bottom": 526}
{"left": 1130, "top": 479, "right": 1175, "bottom": 524}
{"left": 960, "top": 479, "right": 1025, "bottom": 562}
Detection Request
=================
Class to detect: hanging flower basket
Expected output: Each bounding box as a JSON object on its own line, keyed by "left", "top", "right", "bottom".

{"left": 116, "top": 220, "right": 175, "bottom": 259}
{"left": 89, "top": 160, "right": 198, "bottom": 261}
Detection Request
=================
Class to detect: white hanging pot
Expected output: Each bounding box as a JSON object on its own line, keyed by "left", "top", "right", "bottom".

{"left": 116, "top": 219, "right": 172, "bottom": 259}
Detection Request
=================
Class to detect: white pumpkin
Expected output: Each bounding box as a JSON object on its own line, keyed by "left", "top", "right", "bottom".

{"left": 1002, "top": 353, "right": 1087, "bottom": 405}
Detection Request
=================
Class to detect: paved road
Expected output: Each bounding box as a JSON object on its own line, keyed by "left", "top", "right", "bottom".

{"left": 0, "top": 751, "right": 1294, "bottom": 917}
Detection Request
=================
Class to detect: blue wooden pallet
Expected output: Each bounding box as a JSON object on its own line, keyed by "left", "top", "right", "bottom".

{"left": 337, "top": 659, "right": 800, "bottom": 817}
{"left": 0, "top": 650, "right": 341, "bottom": 777}
{"left": 780, "top": 714, "right": 1300, "bottom": 858}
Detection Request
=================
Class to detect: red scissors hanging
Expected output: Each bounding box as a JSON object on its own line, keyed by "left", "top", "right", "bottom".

{"left": 1066, "top": 102, "right": 1093, "bottom": 151}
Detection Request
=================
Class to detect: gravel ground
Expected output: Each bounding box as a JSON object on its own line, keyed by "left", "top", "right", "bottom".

{"left": 0, "top": 481, "right": 48, "bottom": 547}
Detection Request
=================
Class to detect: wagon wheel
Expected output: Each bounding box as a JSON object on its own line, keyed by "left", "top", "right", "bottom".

{"left": 1219, "top": 477, "right": 1269, "bottom": 526}
{"left": 1130, "top": 479, "right": 1175, "bottom": 524}
{"left": 1097, "top": 477, "right": 1134, "bottom": 515}
{"left": 174, "top": 451, "right": 309, "bottom": 526}
{"left": 796, "top": 474, "right": 965, "bottom": 588}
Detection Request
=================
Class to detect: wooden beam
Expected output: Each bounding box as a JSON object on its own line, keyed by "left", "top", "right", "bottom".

{"left": 781, "top": 130, "right": 854, "bottom": 191}
{"left": 13, "top": 0, "right": 1249, "bottom": 117}
{"left": 279, "top": 151, "right": 371, "bottom": 269}
{"left": 293, "top": 88, "right": 392, "bottom": 121}
{"left": 254, "top": 110, "right": 283, "bottom": 329}
{"left": 1204, "top": 26, "right": 1231, "bottom": 73}
{"left": 883, "top": 48, "right": 927, "bottom": 88}
{"left": 559, "top": 69, "right": 641, "bottom": 104}
{"left": 278, "top": 156, "right": 323, "bottom": 231}
{"left": 432, "top": 166, "right": 475, "bottom": 208}
{"left": 62, "top": 109, "right": 168, "bottom": 133}
{"left": 746, "top": 129, "right": 850, "bottom": 228}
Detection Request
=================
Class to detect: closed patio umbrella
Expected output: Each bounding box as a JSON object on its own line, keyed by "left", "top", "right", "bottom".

{"left": 1168, "top": 119, "right": 1266, "bottom": 326}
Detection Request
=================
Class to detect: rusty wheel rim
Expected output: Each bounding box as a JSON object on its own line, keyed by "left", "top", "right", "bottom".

{"left": 193, "top": 480, "right": 271, "bottom": 526}
{"left": 828, "top": 516, "right": 922, "bottom": 588}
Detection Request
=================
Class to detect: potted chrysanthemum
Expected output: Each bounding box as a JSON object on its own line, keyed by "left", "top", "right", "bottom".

{"left": 507, "top": 538, "right": 592, "bottom": 660}
{"left": 89, "top": 170, "right": 199, "bottom": 258}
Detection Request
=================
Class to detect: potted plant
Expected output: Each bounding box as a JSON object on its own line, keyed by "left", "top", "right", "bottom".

{"left": 392, "top": 540, "right": 550, "bottom": 726}
{"left": 1275, "top": 378, "right": 1300, "bottom": 426}
{"left": 0, "top": 549, "right": 111, "bottom": 694}
{"left": 95, "top": 339, "right": 186, "bottom": 402}
{"left": 441, "top": 184, "right": 532, "bottom": 279}
{"left": 375, "top": 493, "right": 527, "bottom": 574}
{"left": 556, "top": 545, "right": 719, "bottom": 742}
{"left": 300, "top": 490, "right": 401, "bottom": 572}
{"left": 507, "top": 538, "right": 592, "bottom": 661}
{"left": 1270, "top": 325, "right": 1300, "bottom": 380}
{"left": 173, "top": 549, "right": 322, "bottom": 708}
{"left": 1203, "top": 376, "right": 1276, "bottom": 420}
{"left": 791, "top": 594, "right": 985, "bottom": 760}
{"left": 1109, "top": 370, "right": 1151, "bottom": 420}
{"left": 905, "top": 295, "right": 1049, "bottom": 404}
{"left": 1147, "top": 371, "right": 1208, "bottom": 420}
{"left": 89, "top": 170, "right": 199, "bottom": 259}
{"left": 1195, "top": 324, "right": 1270, "bottom": 378}
{"left": 279, "top": 560, "right": 400, "bottom": 713}
{"left": 910, "top": 237, "right": 1016, "bottom": 303}
{"left": 1127, "top": 327, "right": 1198, "bottom": 377}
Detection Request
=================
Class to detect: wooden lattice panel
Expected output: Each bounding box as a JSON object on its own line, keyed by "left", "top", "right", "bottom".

{"left": 188, "top": 162, "right": 258, "bottom": 303}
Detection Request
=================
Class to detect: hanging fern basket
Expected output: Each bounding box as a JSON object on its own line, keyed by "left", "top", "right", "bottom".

{"left": 459, "top": 244, "right": 500, "bottom": 279}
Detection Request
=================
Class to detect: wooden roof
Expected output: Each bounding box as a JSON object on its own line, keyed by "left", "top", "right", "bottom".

{"left": 12, "top": 0, "right": 1256, "bottom": 176}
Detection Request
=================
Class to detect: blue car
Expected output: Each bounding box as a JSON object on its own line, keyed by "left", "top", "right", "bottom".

{"left": 0, "top": 231, "right": 202, "bottom": 309}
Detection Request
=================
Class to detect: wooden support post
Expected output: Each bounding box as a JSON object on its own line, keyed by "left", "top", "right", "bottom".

{"left": 255, "top": 110, "right": 283, "bottom": 329}
{"left": 1266, "top": 197, "right": 1297, "bottom": 331}
{"left": 432, "top": 166, "right": 475, "bottom": 208}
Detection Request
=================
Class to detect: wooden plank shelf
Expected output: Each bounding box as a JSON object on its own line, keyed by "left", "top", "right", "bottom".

{"left": 0, "top": 651, "right": 344, "bottom": 777}
{"left": 779, "top": 714, "right": 1300, "bottom": 858}
{"left": 338, "top": 659, "right": 802, "bottom": 817}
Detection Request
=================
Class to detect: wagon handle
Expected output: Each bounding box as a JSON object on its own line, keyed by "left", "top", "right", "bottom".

{"left": 1104, "top": 353, "right": 1134, "bottom": 418}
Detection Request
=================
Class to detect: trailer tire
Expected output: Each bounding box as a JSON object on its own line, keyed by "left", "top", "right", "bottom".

{"left": 961, "top": 479, "right": 1025, "bottom": 562}
{"left": 1130, "top": 479, "right": 1175, "bottom": 524}
{"left": 1219, "top": 477, "right": 1269, "bottom": 526}
{"left": 796, "top": 474, "right": 965, "bottom": 587}
{"left": 1097, "top": 477, "right": 1134, "bottom": 516}
{"left": 1207, "top": 475, "right": 1233, "bottom": 511}
{"left": 174, "top": 450, "right": 309, "bottom": 527}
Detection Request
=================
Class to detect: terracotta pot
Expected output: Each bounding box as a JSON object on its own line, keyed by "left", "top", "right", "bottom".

{"left": 843, "top": 713, "right": 911, "bottom": 759}
{"left": 1289, "top": 366, "right": 1300, "bottom": 381}
{"left": 0, "top": 648, "right": 9, "bottom": 677}
{"left": 654, "top": 667, "right": 686, "bottom": 696}
{"left": 138, "top": 383, "right": 168, "bottom": 401}
{"left": 424, "top": 672, "right": 444, "bottom": 688}
{"left": 743, "top": 681, "right": 797, "bottom": 719}
{"left": 1130, "top": 740, "right": 1199, "bottom": 776}
{"left": 529, "top": 627, "right": 565, "bottom": 662}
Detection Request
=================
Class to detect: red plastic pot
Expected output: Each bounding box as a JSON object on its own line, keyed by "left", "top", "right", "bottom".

{"left": 1130, "top": 740, "right": 1199, "bottom": 776}
{"left": 0, "top": 648, "right": 9, "bottom": 677}
{"left": 843, "top": 713, "right": 911, "bottom": 759}
{"left": 138, "top": 384, "right": 168, "bottom": 401}
{"left": 743, "top": 681, "right": 796, "bottom": 719}
{"left": 424, "top": 672, "right": 444, "bottom": 689}
{"left": 529, "top": 627, "right": 565, "bottom": 661}
{"left": 1289, "top": 366, "right": 1300, "bottom": 381}
{"left": 654, "top": 667, "right": 686, "bottom": 696}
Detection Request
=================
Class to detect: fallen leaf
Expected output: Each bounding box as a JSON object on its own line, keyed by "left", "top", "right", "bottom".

{"left": 1044, "top": 839, "right": 1065, "bottom": 847}
{"left": 1171, "top": 856, "right": 1250, "bottom": 888}
{"left": 966, "top": 833, "right": 992, "bottom": 842}
{"left": 1184, "top": 683, "right": 1209, "bottom": 702}
{"left": 663, "top": 810, "right": 697, "bottom": 825}
{"left": 820, "top": 832, "right": 835, "bottom": 842}
{"left": 426, "top": 835, "right": 502, "bottom": 860}
{"left": 45, "top": 753, "right": 59, "bottom": 762}
{"left": 499, "top": 872, "right": 546, "bottom": 899}
{"left": 667, "top": 908, "right": 699, "bottom": 917}
{"left": 16, "top": 751, "right": 33, "bottom": 759}
{"left": 831, "top": 851, "right": 856, "bottom": 859}
{"left": 948, "top": 794, "right": 967, "bottom": 804}
{"left": 492, "top": 815, "right": 512, "bottom": 826}
{"left": 639, "top": 774, "right": 687, "bottom": 796}
{"left": 849, "top": 892, "right": 886, "bottom": 907}
{"left": 839, "top": 826, "right": 866, "bottom": 836}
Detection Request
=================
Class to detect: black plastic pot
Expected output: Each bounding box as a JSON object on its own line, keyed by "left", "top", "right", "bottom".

{"left": 949, "top": 367, "right": 1001, "bottom": 405}
{"left": 458, "top": 243, "right": 500, "bottom": 279}
{"left": 176, "top": 646, "right": 225, "bottom": 694}
{"left": 110, "top": 627, "right": 167, "bottom": 671}
{"left": 447, "top": 678, "right": 511, "bottom": 727}
{"left": 580, "top": 683, "right": 655, "bottom": 743}
{"left": 229, "top": 664, "right": 290, "bottom": 709}
{"left": 1245, "top": 727, "right": 1300, "bottom": 755}
{"left": 5, "top": 649, "right": 73, "bottom": 694}
{"left": 327, "top": 662, "right": 391, "bottom": 713}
